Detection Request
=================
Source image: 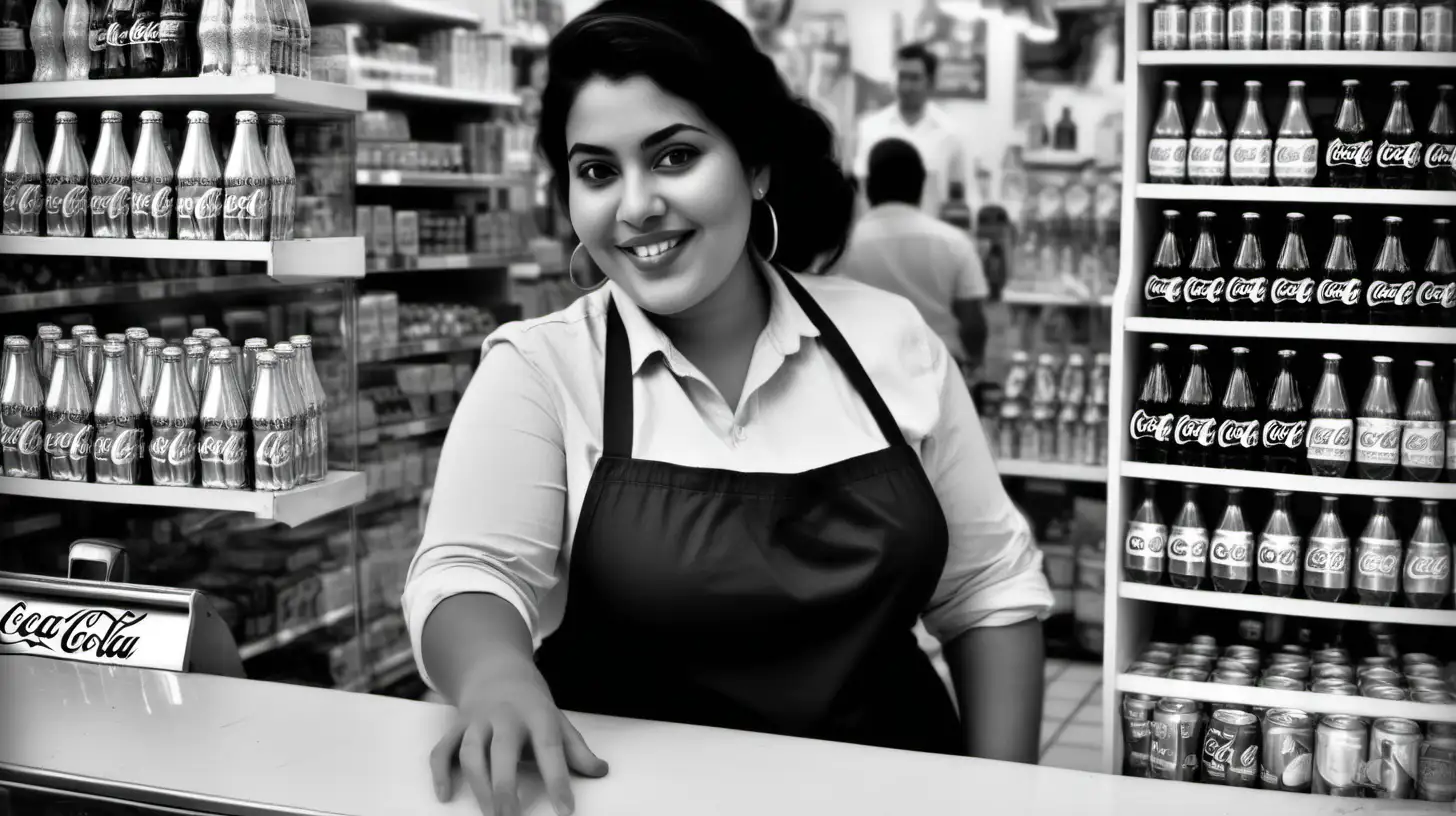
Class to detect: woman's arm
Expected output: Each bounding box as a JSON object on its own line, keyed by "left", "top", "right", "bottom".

{"left": 944, "top": 618, "right": 1045, "bottom": 762}
{"left": 422, "top": 593, "right": 536, "bottom": 705}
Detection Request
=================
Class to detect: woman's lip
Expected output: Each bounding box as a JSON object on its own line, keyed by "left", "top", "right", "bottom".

{"left": 617, "top": 231, "right": 694, "bottom": 271}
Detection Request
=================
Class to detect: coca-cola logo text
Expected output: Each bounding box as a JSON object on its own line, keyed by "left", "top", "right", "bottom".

{"left": 1212, "top": 538, "right": 1250, "bottom": 564}
{"left": 254, "top": 431, "right": 294, "bottom": 468}
{"left": 1184, "top": 277, "right": 1224, "bottom": 303}
{"left": 1203, "top": 732, "right": 1258, "bottom": 770}
{"left": 1306, "top": 546, "right": 1348, "bottom": 573}
{"left": 198, "top": 431, "right": 248, "bottom": 465}
{"left": 131, "top": 187, "right": 174, "bottom": 219}
{"left": 1274, "top": 141, "right": 1317, "bottom": 166}
{"left": 1366, "top": 280, "right": 1416, "bottom": 308}
{"left": 177, "top": 187, "right": 223, "bottom": 220}
{"left": 1130, "top": 409, "right": 1174, "bottom": 442}
{"left": 93, "top": 428, "right": 143, "bottom": 466}
{"left": 1359, "top": 551, "right": 1399, "bottom": 576}
{"left": 2, "top": 183, "right": 43, "bottom": 216}
{"left": 1224, "top": 277, "right": 1266, "bottom": 304}
{"left": 1407, "top": 553, "right": 1451, "bottom": 581}
{"left": 1316, "top": 278, "right": 1362, "bottom": 306}
{"left": 1425, "top": 142, "right": 1456, "bottom": 170}
{"left": 0, "top": 420, "right": 44, "bottom": 455}
{"left": 1217, "top": 419, "right": 1260, "bottom": 449}
{"left": 148, "top": 429, "right": 197, "bottom": 466}
{"left": 90, "top": 186, "right": 130, "bottom": 220}
{"left": 1270, "top": 277, "right": 1315, "bottom": 304}
{"left": 104, "top": 22, "right": 131, "bottom": 47}
{"left": 1308, "top": 423, "right": 1352, "bottom": 450}
{"left": 1169, "top": 535, "right": 1206, "bottom": 558}
{"left": 0, "top": 601, "right": 145, "bottom": 660}
{"left": 1263, "top": 419, "right": 1306, "bottom": 449}
{"left": 1145, "top": 276, "right": 1183, "bottom": 303}
{"left": 224, "top": 188, "right": 268, "bottom": 220}
{"left": 1230, "top": 141, "right": 1270, "bottom": 166}
{"left": 44, "top": 427, "right": 93, "bottom": 460}
{"left": 126, "top": 18, "right": 162, "bottom": 45}
{"left": 1326, "top": 139, "right": 1373, "bottom": 167}
{"left": 1359, "top": 426, "right": 1401, "bottom": 450}
{"left": 1415, "top": 281, "right": 1452, "bottom": 309}
{"left": 1148, "top": 141, "right": 1187, "bottom": 165}
{"left": 1188, "top": 141, "right": 1227, "bottom": 166}
{"left": 1258, "top": 540, "right": 1300, "bottom": 567}
{"left": 1375, "top": 141, "right": 1422, "bottom": 169}
{"left": 1174, "top": 415, "right": 1217, "bottom": 447}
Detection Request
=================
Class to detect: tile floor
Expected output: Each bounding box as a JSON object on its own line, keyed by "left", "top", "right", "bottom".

{"left": 1039, "top": 658, "right": 1106, "bottom": 773}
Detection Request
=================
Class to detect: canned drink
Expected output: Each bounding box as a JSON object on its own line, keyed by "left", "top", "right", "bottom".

{"left": 1214, "top": 669, "right": 1256, "bottom": 685}
{"left": 1151, "top": 698, "right": 1205, "bottom": 781}
{"left": 1267, "top": 0, "right": 1304, "bottom": 47}
{"left": 1421, "top": 722, "right": 1456, "bottom": 802}
{"left": 1360, "top": 667, "right": 1403, "bottom": 685}
{"left": 1153, "top": 0, "right": 1191, "bottom": 49}
{"left": 1176, "top": 653, "right": 1215, "bottom": 669}
{"left": 1225, "top": 644, "right": 1260, "bottom": 658}
{"left": 1383, "top": 0, "right": 1420, "bottom": 48}
{"left": 1364, "top": 685, "right": 1409, "bottom": 701}
{"left": 1141, "top": 649, "right": 1177, "bottom": 665}
{"left": 1278, "top": 644, "right": 1308, "bottom": 656}
{"left": 1306, "top": 0, "right": 1343, "bottom": 46}
{"left": 1185, "top": 643, "right": 1220, "bottom": 659}
{"left": 1129, "top": 661, "right": 1171, "bottom": 677}
{"left": 1259, "top": 675, "right": 1305, "bottom": 692}
{"left": 1190, "top": 634, "right": 1218, "bottom": 648}
{"left": 1409, "top": 677, "right": 1450, "bottom": 691}
{"left": 1170, "top": 667, "right": 1210, "bottom": 682}
{"left": 1264, "top": 664, "right": 1309, "bottom": 682}
{"left": 1368, "top": 718, "right": 1422, "bottom": 798}
{"left": 1270, "top": 652, "right": 1311, "bottom": 666}
{"left": 1147, "top": 641, "right": 1182, "bottom": 654}
{"left": 1312, "top": 679, "right": 1360, "bottom": 695}
{"left": 1345, "top": 0, "right": 1381, "bottom": 48}
{"left": 1262, "top": 708, "right": 1315, "bottom": 791}
{"left": 1313, "top": 648, "right": 1350, "bottom": 664}
{"left": 1405, "top": 664, "right": 1443, "bottom": 679}
{"left": 1122, "top": 693, "right": 1160, "bottom": 777}
{"left": 1315, "top": 714, "right": 1370, "bottom": 796}
{"left": 1421, "top": 0, "right": 1455, "bottom": 51}
{"left": 1415, "top": 690, "right": 1456, "bottom": 704}
{"left": 1313, "top": 664, "right": 1356, "bottom": 681}
{"left": 1228, "top": 0, "right": 1266, "bottom": 47}
{"left": 1216, "top": 658, "right": 1254, "bottom": 675}
{"left": 1191, "top": 0, "right": 1228, "bottom": 48}
{"left": 1360, "top": 656, "right": 1397, "bottom": 670}
{"left": 1401, "top": 652, "right": 1439, "bottom": 668}
{"left": 1203, "top": 709, "right": 1261, "bottom": 786}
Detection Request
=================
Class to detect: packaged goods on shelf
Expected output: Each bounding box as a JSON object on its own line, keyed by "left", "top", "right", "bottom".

{"left": 420, "top": 29, "right": 512, "bottom": 96}
{"left": 357, "top": 141, "right": 466, "bottom": 173}
{"left": 1007, "top": 168, "right": 1121, "bottom": 299}
{"left": 357, "top": 292, "right": 402, "bottom": 348}
{"left": 356, "top": 111, "right": 413, "bottom": 143}
{"left": 984, "top": 349, "right": 1111, "bottom": 467}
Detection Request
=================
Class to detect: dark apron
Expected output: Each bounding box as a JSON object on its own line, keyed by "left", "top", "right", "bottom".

{"left": 535, "top": 269, "right": 961, "bottom": 754}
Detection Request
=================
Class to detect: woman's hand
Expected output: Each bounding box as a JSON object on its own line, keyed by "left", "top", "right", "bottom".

{"left": 431, "top": 657, "right": 609, "bottom": 816}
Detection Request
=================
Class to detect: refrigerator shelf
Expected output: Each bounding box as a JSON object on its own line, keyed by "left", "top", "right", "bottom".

{"left": 356, "top": 170, "right": 530, "bottom": 189}
{"left": 1136, "top": 183, "right": 1456, "bottom": 208}
{"left": 1125, "top": 317, "right": 1456, "bottom": 345}
{"left": 0, "top": 274, "right": 331, "bottom": 315}
{"left": 1138, "top": 50, "right": 1456, "bottom": 69}
{"left": 0, "top": 237, "right": 365, "bottom": 280}
{"left": 1119, "top": 582, "right": 1456, "bottom": 627}
{"left": 1120, "top": 461, "right": 1456, "bottom": 501}
{"left": 1118, "top": 673, "right": 1456, "bottom": 724}
{"left": 0, "top": 75, "right": 366, "bottom": 114}
{"left": 353, "top": 80, "right": 521, "bottom": 108}
{"left": 997, "top": 460, "right": 1109, "bottom": 483}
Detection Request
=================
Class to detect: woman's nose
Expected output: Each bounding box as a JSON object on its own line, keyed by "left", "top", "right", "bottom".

{"left": 616, "top": 170, "right": 666, "bottom": 228}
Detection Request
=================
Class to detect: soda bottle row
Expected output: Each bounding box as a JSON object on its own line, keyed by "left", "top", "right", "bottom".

{"left": 0, "top": 323, "right": 328, "bottom": 492}
{"left": 984, "top": 350, "right": 1110, "bottom": 465}
{"left": 1144, "top": 210, "right": 1454, "bottom": 327}
{"left": 1152, "top": 0, "right": 1455, "bottom": 52}
{"left": 2, "top": 108, "right": 294, "bottom": 241}
{"left": 1147, "top": 79, "right": 1454, "bottom": 190}
{"left": 1132, "top": 344, "right": 1454, "bottom": 482}
{"left": 1124, "top": 483, "right": 1453, "bottom": 608}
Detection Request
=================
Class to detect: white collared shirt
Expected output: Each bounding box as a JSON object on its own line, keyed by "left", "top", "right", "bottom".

{"left": 403, "top": 269, "right": 1052, "bottom": 688}
{"left": 853, "top": 103, "right": 968, "bottom": 219}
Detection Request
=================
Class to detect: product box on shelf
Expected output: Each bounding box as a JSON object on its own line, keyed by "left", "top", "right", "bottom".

{"left": 371, "top": 206, "right": 396, "bottom": 259}
{"left": 395, "top": 211, "right": 421, "bottom": 259}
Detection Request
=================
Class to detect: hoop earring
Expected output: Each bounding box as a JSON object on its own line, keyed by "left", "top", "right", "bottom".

{"left": 568, "top": 243, "right": 607, "bottom": 292}
{"left": 757, "top": 199, "right": 779, "bottom": 264}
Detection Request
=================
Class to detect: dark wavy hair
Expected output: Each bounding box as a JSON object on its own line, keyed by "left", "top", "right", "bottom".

{"left": 537, "top": 0, "right": 854, "bottom": 273}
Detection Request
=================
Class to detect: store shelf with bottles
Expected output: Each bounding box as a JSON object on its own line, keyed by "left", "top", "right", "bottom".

{"left": 353, "top": 80, "right": 521, "bottom": 108}
{"left": 1138, "top": 50, "right": 1456, "bottom": 69}
{"left": 1136, "top": 183, "right": 1456, "bottom": 208}
{"left": 355, "top": 169, "right": 531, "bottom": 189}
{"left": 1117, "top": 673, "right": 1456, "bottom": 724}
{"left": 997, "top": 459, "right": 1109, "bottom": 483}
{"left": 0, "top": 237, "right": 365, "bottom": 280}
{"left": 364, "top": 252, "right": 529, "bottom": 275}
{"left": 1124, "top": 317, "right": 1456, "bottom": 345}
{"left": 0, "top": 75, "right": 367, "bottom": 114}
{"left": 360, "top": 335, "right": 487, "bottom": 363}
{"left": 1119, "top": 582, "right": 1456, "bottom": 627}
{"left": 0, "top": 273, "right": 336, "bottom": 316}
{"left": 1121, "top": 462, "right": 1456, "bottom": 501}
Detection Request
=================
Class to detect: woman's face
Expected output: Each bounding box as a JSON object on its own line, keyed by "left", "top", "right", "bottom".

{"left": 565, "top": 75, "right": 766, "bottom": 316}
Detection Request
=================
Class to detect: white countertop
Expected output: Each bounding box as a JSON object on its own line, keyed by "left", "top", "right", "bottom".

{"left": 0, "top": 656, "right": 1440, "bottom": 816}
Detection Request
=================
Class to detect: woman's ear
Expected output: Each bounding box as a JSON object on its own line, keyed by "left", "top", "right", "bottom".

{"left": 751, "top": 167, "right": 771, "bottom": 199}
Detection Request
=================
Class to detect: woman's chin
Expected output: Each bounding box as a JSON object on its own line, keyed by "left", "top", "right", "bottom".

{"left": 611, "top": 270, "right": 709, "bottom": 317}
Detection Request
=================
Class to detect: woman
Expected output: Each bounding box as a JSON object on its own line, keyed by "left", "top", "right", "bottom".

{"left": 406, "top": 2, "right": 1053, "bottom": 814}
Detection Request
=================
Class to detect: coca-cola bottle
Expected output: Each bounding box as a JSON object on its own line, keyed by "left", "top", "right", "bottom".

{"left": 1211, "top": 487, "right": 1254, "bottom": 594}
{"left": 1327, "top": 79, "right": 1372, "bottom": 188}
{"left": 1355, "top": 498, "right": 1401, "bottom": 606}
{"left": 1168, "top": 485, "right": 1209, "bottom": 590}
{"left": 1376, "top": 80, "right": 1422, "bottom": 190}
{"left": 30, "top": 0, "right": 62, "bottom": 81}
{"left": 182, "top": 337, "right": 205, "bottom": 399}
{"left": 158, "top": 0, "right": 195, "bottom": 77}
{"left": 1263, "top": 349, "right": 1306, "bottom": 473}
{"left": 148, "top": 345, "right": 196, "bottom": 487}
{"left": 1449, "top": 361, "right": 1456, "bottom": 485}
{"left": 198, "top": 0, "right": 228, "bottom": 75}
{"left": 136, "top": 336, "right": 163, "bottom": 413}
{"left": 1274, "top": 80, "right": 1318, "bottom": 187}
{"left": 270, "top": 341, "right": 305, "bottom": 481}
{"left": 1125, "top": 480, "right": 1167, "bottom": 586}
{"left": 1174, "top": 344, "right": 1217, "bottom": 466}
{"left": 130, "top": 109, "right": 173, "bottom": 239}
{"left": 1218, "top": 347, "right": 1261, "bottom": 470}
{"left": 1426, "top": 85, "right": 1456, "bottom": 191}
{"left": 1270, "top": 212, "right": 1315, "bottom": 322}
{"left": 43, "top": 339, "right": 92, "bottom": 482}
{"left": 87, "top": 0, "right": 105, "bottom": 79}
{"left": 77, "top": 334, "right": 102, "bottom": 396}
{"left": 1304, "top": 495, "right": 1350, "bottom": 603}
{"left": 1419, "top": 219, "right": 1455, "bottom": 328}
{"left": 1368, "top": 216, "right": 1415, "bottom": 325}
{"left": 266, "top": 114, "right": 295, "bottom": 240}
{"left": 1131, "top": 342, "right": 1175, "bottom": 464}
{"left": 1318, "top": 214, "right": 1362, "bottom": 324}
{"left": 1, "top": 336, "right": 45, "bottom": 478}
{"left": 1183, "top": 211, "right": 1224, "bottom": 320}
{"left": 176, "top": 111, "right": 221, "bottom": 240}
{"left": 1189, "top": 80, "right": 1228, "bottom": 185}
{"left": 290, "top": 334, "right": 326, "bottom": 481}
{"left": 1148, "top": 80, "right": 1187, "bottom": 184}
{"left": 263, "top": 0, "right": 287, "bottom": 74}
{"left": 1144, "top": 209, "right": 1184, "bottom": 317}
{"left": 1226, "top": 212, "right": 1268, "bottom": 321}
{"left": 250, "top": 349, "right": 296, "bottom": 491}
{"left": 1257, "top": 491, "right": 1302, "bottom": 598}
{"left": 3, "top": 110, "right": 43, "bottom": 236}
{"left": 1401, "top": 359, "right": 1445, "bottom": 482}
{"left": 1, "top": 0, "right": 36, "bottom": 84}
{"left": 228, "top": 0, "right": 269, "bottom": 75}
{"left": 61, "top": 0, "right": 87, "bottom": 80}
{"left": 1356, "top": 355, "right": 1402, "bottom": 480}
{"left": 1403, "top": 500, "right": 1451, "bottom": 609}
{"left": 103, "top": 0, "right": 131, "bottom": 78}
{"left": 287, "top": 0, "right": 307, "bottom": 77}
{"left": 224, "top": 111, "right": 270, "bottom": 241}
{"left": 43, "top": 110, "right": 86, "bottom": 238}
{"left": 89, "top": 110, "right": 131, "bottom": 238}
{"left": 198, "top": 347, "right": 248, "bottom": 490}
{"left": 92, "top": 340, "right": 142, "bottom": 485}
{"left": 1230, "top": 80, "right": 1271, "bottom": 186}
{"left": 123, "top": 0, "right": 160, "bottom": 77}
{"left": 1307, "top": 352, "right": 1353, "bottom": 478}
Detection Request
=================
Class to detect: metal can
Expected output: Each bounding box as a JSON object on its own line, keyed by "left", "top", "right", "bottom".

{"left": 1140, "top": 649, "right": 1177, "bottom": 666}
{"left": 1148, "top": 641, "right": 1182, "bottom": 654}
{"left": 1203, "top": 708, "right": 1261, "bottom": 786}
{"left": 1360, "top": 667, "right": 1403, "bottom": 686}
{"left": 1170, "top": 666, "right": 1211, "bottom": 682}
{"left": 1383, "top": 0, "right": 1421, "bottom": 48}
{"left": 1259, "top": 675, "right": 1306, "bottom": 692}
{"left": 1262, "top": 708, "right": 1315, "bottom": 791}
{"left": 1405, "top": 663, "right": 1443, "bottom": 679}
{"left": 1315, "top": 714, "right": 1370, "bottom": 796}
{"left": 1421, "top": 0, "right": 1456, "bottom": 51}
{"left": 1409, "top": 677, "right": 1450, "bottom": 691}
{"left": 1267, "top": 0, "right": 1305, "bottom": 47}
{"left": 1305, "top": 0, "right": 1343, "bottom": 46}
{"left": 1278, "top": 644, "right": 1308, "bottom": 656}
{"left": 1360, "top": 656, "right": 1398, "bottom": 670}
{"left": 1190, "top": 634, "right": 1218, "bottom": 648}
{"left": 1216, "top": 658, "right": 1254, "bottom": 675}
{"left": 1345, "top": 0, "right": 1382, "bottom": 48}
{"left": 1368, "top": 718, "right": 1422, "bottom": 798}
{"left": 1213, "top": 669, "right": 1257, "bottom": 688}
{"left": 1154, "top": 0, "right": 1191, "bottom": 48}
{"left": 1270, "top": 653, "right": 1312, "bottom": 668}
{"left": 1420, "top": 721, "right": 1456, "bottom": 802}
{"left": 1122, "top": 693, "right": 1160, "bottom": 777}
{"left": 1185, "top": 642, "right": 1220, "bottom": 659}
{"left": 1312, "top": 679, "right": 1360, "bottom": 695}
{"left": 1313, "top": 648, "right": 1350, "bottom": 664}
{"left": 1402, "top": 652, "right": 1439, "bottom": 668}
{"left": 1414, "top": 690, "right": 1455, "bottom": 704}
{"left": 1191, "top": 0, "right": 1229, "bottom": 48}
{"left": 1129, "top": 661, "right": 1171, "bottom": 677}
{"left": 1364, "top": 684, "right": 1409, "bottom": 701}
{"left": 1312, "top": 663, "right": 1355, "bottom": 681}
{"left": 1151, "top": 697, "right": 1205, "bottom": 781}
{"left": 1225, "top": 644, "right": 1260, "bottom": 658}
{"left": 1228, "top": 0, "right": 1267, "bottom": 47}
{"left": 1176, "top": 653, "right": 1216, "bottom": 670}
{"left": 1265, "top": 664, "right": 1310, "bottom": 682}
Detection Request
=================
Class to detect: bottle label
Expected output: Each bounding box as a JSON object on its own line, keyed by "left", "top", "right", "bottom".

{"left": 1130, "top": 409, "right": 1175, "bottom": 442}
{"left": 1407, "top": 547, "right": 1452, "bottom": 583}
{"left": 1145, "top": 275, "right": 1184, "bottom": 304}
{"left": 1315, "top": 277, "right": 1362, "bottom": 306}
{"left": 1401, "top": 420, "right": 1445, "bottom": 470}
{"left": 44, "top": 183, "right": 87, "bottom": 221}
{"left": 1217, "top": 418, "right": 1261, "bottom": 449}
{"left": 89, "top": 27, "right": 106, "bottom": 52}
{"left": 1169, "top": 526, "right": 1209, "bottom": 572}
{"left": 1376, "top": 140, "right": 1423, "bottom": 170}
{"left": 1326, "top": 139, "right": 1373, "bottom": 168}
{"left": 1224, "top": 276, "right": 1267, "bottom": 305}
{"left": 1257, "top": 533, "right": 1301, "bottom": 574}
{"left": 1187, "top": 138, "right": 1228, "bottom": 181}
{"left": 1366, "top": 279, "right": 1417, "bottom": 309}
{"left": 1263, "top": 418, "right": 1306, "bottom": 449}
{"left": 1306, "top": 418, "right": 1353, "bottom": 462}
{"left": 1357, "top": 539, "right": 1401, "bottom": 581}
{"left": 1210, "top": 530, "right": 1254, "bottom": 569}
{"left": 1147, "top": 138, "right": 1187, "bottom": 181}
{"left": 1414, "top": 281, "right": 1451, "bottom": 310}
{"left": 104, "top": 22, "right": 131, "bottom": 49}
{"left": 1174, "top": 415, "right": 1218, "bottom": 447}
{"left": 1274, "top": 138, "right": 1318, "bottom": 180}
{"left": 159, "top": 19, "right": 188, "bottom": 40}
{"left": 90, "top": 184, "right": 130, "bottom": 222}
{"left": 1269, "top": 277, "right": 1315, "bottom": 305}
{"left": 1425, "top": 142, "right": 1456, "bottom": 170}
{"left": 1183, "top": 276, "right": 1224, "bottom": 304}
{"left": 1305, "top": 537, "right": 1349, "bottom": 577}
{"left": 1447, "top": 419, "right": 1456, "bottom": 468}
{"left": 1125, "top": 521, "right": 1168, "bottom": 557}
{"left": 0, "top": 28, "right": 25, "bottom": 51}
{"left": 1229, "top": 139, "right": 1271, "bottom": 180}
{"left": 3, "top": 182, "right": 43, "bottom": 217}
{"left": 1356, "top": 417, "right": 1403, "bottom": 465}
{"left": 127, "top": 17, "right": 163, "bottom": 46}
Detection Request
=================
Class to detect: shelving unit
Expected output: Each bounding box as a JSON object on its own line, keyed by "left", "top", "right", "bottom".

{"left": 360, "top": 335, "right": 487, "bottom": 363}
{"left": 1002, "top": 290, "right": 1117, "bottom": 308}
{"left": 354, "top": 80, "right": 521, "bottom": 108}
{"left": 238, "top": 605, "right": 358, "bottom": 661}
{"left": 0, "top": 274, "right": 326, "bottom": 315}
{"left": 365, "top": 252, "right": 528, "bottom": 274}
{"left": 1101, "top": 8, "right": 1456, "bottom": 783}
{"left": 0, "top": 75, "right": 368, "bottom": 113}
{"left": 306, "top": 0, "right": 483, "bottom": 26}
{"left": 997, "top": 460, "right": 1108, "bottom": 483}
{"left": 357, "top": 414, "right": 454, "bottom": 447}
{"left": 0, "top": 237, "right": 365, "bottom": 280}
{"left": 356, "top": 170, "right": 530, "bottom": 189}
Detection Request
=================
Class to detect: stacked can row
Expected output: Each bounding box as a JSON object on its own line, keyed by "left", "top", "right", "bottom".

{"left": 1150, "top": 0, "right": 1454, "bottom": 52}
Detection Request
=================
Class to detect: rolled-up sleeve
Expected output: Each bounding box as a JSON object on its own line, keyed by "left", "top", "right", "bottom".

{"left": 402, "top": 337, "right": 567, "bottom": 688}
{"left": 918, "top": 331, "right": 1054, "bottom": 643}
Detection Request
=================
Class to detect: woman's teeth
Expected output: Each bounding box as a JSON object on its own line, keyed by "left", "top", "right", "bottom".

{"left": 625, "top": 236, "right": 684, "bottom": 258}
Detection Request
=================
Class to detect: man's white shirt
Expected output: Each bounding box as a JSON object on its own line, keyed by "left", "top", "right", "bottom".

{"left": 853, "top": 103, "right": 968, "bottom": 219}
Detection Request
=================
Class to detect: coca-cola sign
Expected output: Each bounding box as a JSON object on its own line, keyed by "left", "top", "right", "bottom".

{"left": 1274, "top": 140, "right": 1318, "bottom": 166}
{"left": 1366, "top": 279, "right": 1417, "bottom": 308}
{"left": 149, "top": 429, "right": 197, "bottom": 466}
{"left": 2, "top": 183, "right": 43, "bottom": 216}
{"left": 1424, "top": 142, "right": 1456, "bottom": 170}
{"left": 1375, "top": 141, "right": 1422, "bottom": 169}
{"left": 1326, "top": 139, "right": 1374, "bottom": 168}
{"left": 178, "top": 187, "right": 223, "bottom": 220}
{"left": 1263, "top": 419, "right": 1306, "bottom": 449}
{"left": 1168, "top": 533, "right": 1206, "bottom": 559}
{"left": 132, "top": 187, "right": 174, "bottom": 219}
{"left": 43, "top": 427, "right": 93, "bottom": 461}
{"left": 1257, "top": 539, "right": 1300, "bottom": 567}
{"left": 1224, "top": 277, "right": 1266, "bottom": 304}
{"left": 1316, "top": 278, "right": 1362, "bottom": 306}
{"left": 198, "top": 431, "right": 248, "bottom": 465}
{"left": 1269, "top": 277, "right": 1315, "bottom": 304}
{"left": 1130, "top": 409, "right": 1174, "bottom": 442}
{"left": 1406, "top": 552, "right": 1451, "bottom": 581}
{"left": 0, "top": 420, "right": 44, "bottom": 455}
{"left": 224, "top": 188, "right": 268, "bottom": 220}
{"left": 103, "top": 22, "right": 130, "bottom": 48}
{"left": 1217, "top": 419, "right": 1260, "bottom": 449}
{"left": 1211, "top": 537, "right": 1251, "bottom": 565}
{"left": 1183, "top": 277, "right": 1224, "bottom": 304}
{"left": 1145, "top": 275, "right": 1183, "bottom": 303}
{"left": 0, "top": 601, "right": 144, "bottom": 660}
{"left": 1415, "top": 281, "right": 1451, "bottom": 309}
{"left": 1358, "top": 550, "right": 1399, "bottom": 577}
{"left": 0, "top": 586, "right": 194, "bottom": 673}
{"left": 90, "top": 186, "right": 130, "bottom": 220}
{"left": 93, "top": 428, "right": 143, "bottom": 466}
{"left": 127, "top": 18, "right": 162, "bottom": 45}
{"left": 254, "top": 430, "right": 294, "bottom": 468}
{"left": 1174, "top": 415, "right": 1217, "bottom": 447}
{"left": 1307, "top": 422, "right": 1352, "bottom": 451}
{"left": 1305, "top": 545, "right": 1348, "bottom": 574}
{"left": 1203, "top": 732, "right": 1259, "bottom": 773}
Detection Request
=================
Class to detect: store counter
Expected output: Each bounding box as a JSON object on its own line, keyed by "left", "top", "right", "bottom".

{"left": 0, "top": 656, "right": 1431, "bottom": 816}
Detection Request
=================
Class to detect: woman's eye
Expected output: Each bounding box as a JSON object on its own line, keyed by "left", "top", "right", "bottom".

{"left": 657, "top": 148, "right": 698, "bottom": 169}
{"left": 577, "top": 163, "right": 616, "bottom": 183}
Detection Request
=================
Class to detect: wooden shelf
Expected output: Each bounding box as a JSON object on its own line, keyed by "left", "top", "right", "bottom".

{"left": 0, "top": 237, "right": 365, "bottom": 280}
{"left": 356, "top": 170, "right": 530, "bottom": 189}
{"left": 997, "top": 460, "right": 1108, "bottom": 483}
{"left": 353, "top": 80, "right": 521, "bottom": 107}
{"left": 0, "top": 471, "right": 366, "bottom": 528}
{"left": 1119, "top": 582, "right": 1456, "bottom": 627}
{"left": 0, "top": 274, "right": 333, "bottom": 315}
{"left": 365, "top": 252, "right": 528, "bottom": 274}
{"left": 0, "top": 75, "right": 366, "bottom": 114}
{"left": 1118, "top": 673, "right": 1456, "bottom": 724}
{"left": 1120, "top": 461, "right": 1456, "bottom": 500}
{"left": 1136, "top": 183, "right": 1456, "bottom": 208}
{"left": 1125, "top": 317, "right": 1456, "bottom": 345}
{"left": 1139, "top": 50, "right": 1456, "bottom": 69}
{"left": 238, "top": 605, "right": 356, "bottom": 661}
{"left": 360, "top": 336, "right": 486, "bottom": 363}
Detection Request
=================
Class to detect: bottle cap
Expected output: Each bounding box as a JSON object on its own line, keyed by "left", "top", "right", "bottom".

{"left": 244, "top": 338, "right": 270, "bottom": 350}
{"left": 54, "top": 340, "right": 76, "bottom": 354}
{"left": 54, "top": 111, "right": 77, "bottom": 124}
{"left": 256, "top": 350, "right": 279, "bottom": 366}
{"left": 207, "top": 348, "right": 233, "bottom": 363}
{"left": 140, "top": 110, "right": 164, "bottom": 124}
{"left": 162, "top": 346, "right": 184, "bottom": 360}
{"left": 101, "top": 110, "right": 123, "bottom": 123}
{"left": 104, "top": 333, "right": 126, "bottom": 344}
{"left": 235, "top": 111, "right": 259, "bottom": 125}
{"left": 38, "top": 325, "right": 62, "bottom": 340}
{"left": 187, "top": 110, "right": 210, "bottom": 124}
{"left": 125, "top": 327, "right": 149, "bottom": 339}
{"left": 144, "top": 337, "right": 167, "bottom": 350}
{"left": 288, "top": 334, "right": 312, "bottom": 347}
{"left": 103, "top": 341, "right": 126, "bottom": 356}
{"left": 4, "top": 337, "right": 30, "bottom": 351}
{"left": 12, "top": 110, "right": 33, "bottom": 123}
{"left": 267, "top": 113, "right": 287, "bottom": 126}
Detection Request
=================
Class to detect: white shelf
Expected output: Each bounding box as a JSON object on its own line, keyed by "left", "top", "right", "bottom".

{"left": 365, "top": 252, "right": 529, "bottom": 274}
{"left": 356, "top": 169, "right": 530, "bottom": 189}
{"left": 360, "top": 335, "right": 486, "bottom": 363}
{"left": 356, "top": 414, "right": 453, "bottom": 447}
{"left": 997, "top": 460, "right": 1109, "bottom": 483}
{"left": 0, "top": 470, "right": 366, "bottom": 528}
{"left": 1002, "top": 290, "right": 1116, "bottom": 308}
{"left": 1139, "top": 50, "right": 1456, "bottom": 69}
{"left": 238, "top": 605, "right": 356, "bottom": 661}
{"left": 1120, "top": 461, "right": 1456, "bottom": 500}
{"left": 1136, "top": 183, "right": 1456, "bottom": 208}
{"left": 1125, "top": 317, "right": 1456, "bottom": 345}
{"left": 0, "top": 75, "right": 366, "bottom": 114}
{"left": 0, "top": 237, "right": 364, "bottom": 280}
{"left": 0, "top": 274, "right": 331, "bottom": 315}
{"left": 1119, "top": 582, "right": 1456, "bottom": 627}
{"left": 1118, "top": 673, "right": 1456, "bottom": 724}
{"left": 353, "top": 80, "right": 521, "bottom": 107}
{"left": 307, "top": 0, "right": 482, "bottom": 26}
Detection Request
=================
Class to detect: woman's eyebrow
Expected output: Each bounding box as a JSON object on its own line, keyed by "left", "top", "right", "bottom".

{"left": 568, "top": 123, "right": 709, "bottom": 161}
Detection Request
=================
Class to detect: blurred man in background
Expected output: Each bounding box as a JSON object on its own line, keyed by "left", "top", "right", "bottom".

{"left": 836, "top": 138, "right": 988, "bottom": 376}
